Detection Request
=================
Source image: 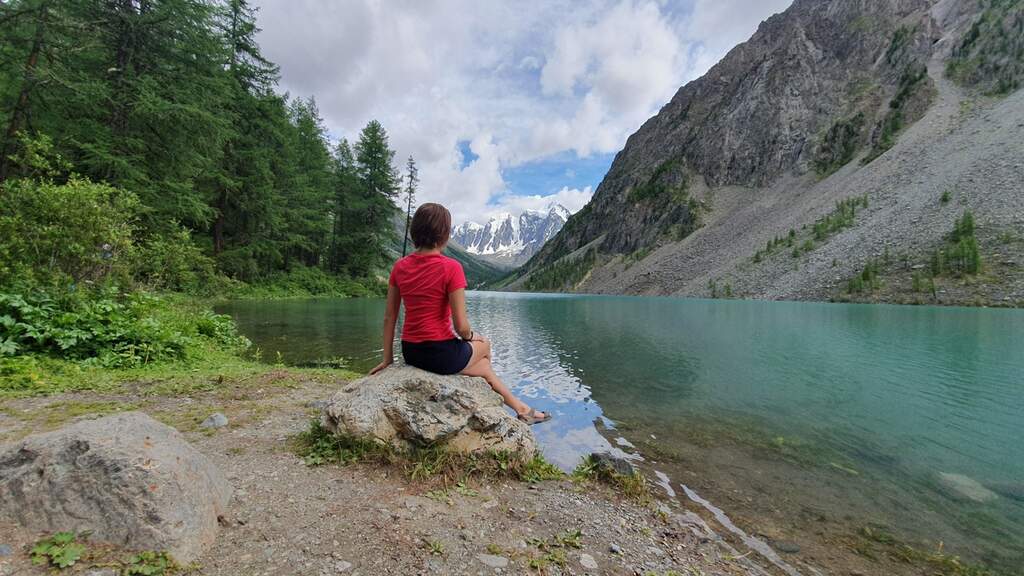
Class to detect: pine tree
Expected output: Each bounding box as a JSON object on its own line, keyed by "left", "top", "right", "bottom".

{"left": 402, "top": 156, "right": 418, "bottom": 256}
{"left": 355, "top": 120, "right": 400, "bottom": 202}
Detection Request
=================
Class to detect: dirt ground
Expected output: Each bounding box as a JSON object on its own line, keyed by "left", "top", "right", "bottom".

{"left": 0, "top": 371, "right": 763, "bottom": 576}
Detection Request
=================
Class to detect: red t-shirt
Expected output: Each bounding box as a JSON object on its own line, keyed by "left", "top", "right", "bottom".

{"left": 389, "top": 253, "right": 468, "bottom": 343}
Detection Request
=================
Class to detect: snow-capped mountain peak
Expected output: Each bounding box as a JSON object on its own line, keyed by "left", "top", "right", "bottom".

{"left": 450, "top": 204, "right": 572, "bottom": 266}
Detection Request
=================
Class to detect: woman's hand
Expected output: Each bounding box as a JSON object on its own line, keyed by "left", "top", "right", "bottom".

{"left": 369, "top": 359, "right": 392, "bottom": 375}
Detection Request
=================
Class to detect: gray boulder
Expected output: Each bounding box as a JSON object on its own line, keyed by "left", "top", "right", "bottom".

{"left": 322, "top": 366, "right": 536, "bottom": 456}
{"left": 0, "top": 412, "right": 231, "bottom": 563}
{"left": 590, "top": 451, "right": 636, "bottom": 476}
{"left": 200, "top": 412, "right": 228, "bottom": 429}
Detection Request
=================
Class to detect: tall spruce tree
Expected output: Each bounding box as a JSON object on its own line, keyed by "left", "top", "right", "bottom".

{"left": 402, "top": 156, "right": 418, "bottom": 256}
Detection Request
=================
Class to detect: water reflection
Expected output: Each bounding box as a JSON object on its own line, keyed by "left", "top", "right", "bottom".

{"left": 219, "top": 293, "right": 1024, "bottom": 572}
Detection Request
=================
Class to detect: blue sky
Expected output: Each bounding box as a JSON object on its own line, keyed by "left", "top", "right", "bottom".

{"left": 254, "top": 0, "right": 793, "bottom": 223}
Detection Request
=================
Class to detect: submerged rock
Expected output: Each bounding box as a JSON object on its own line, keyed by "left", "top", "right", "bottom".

{"left": 938, "top": 472, "right": 999, "bottom": 503}
{"left": 0, "top": 412, "right": 231, "bottom": 562}
{"left": 322, "top": 366, "right": 536, "bottom": 456}
{"left": 986, "top": 482, "right": 1024, "bottom": 502}
{"left": 590, "top": 451, "right": 636, "bottom": 476}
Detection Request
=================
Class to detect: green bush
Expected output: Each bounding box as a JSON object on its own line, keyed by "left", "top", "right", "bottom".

{"left": 0, "top": 176, "right": 140, "bottom": 287}
{"left": 0, "top": 287, "right": 248, "bottom": 369}
{"left": 133, "top": 228, "right": 224, "bottom": 294}
{"left": 229, "top": 265, "right": 384, "bottom": 299}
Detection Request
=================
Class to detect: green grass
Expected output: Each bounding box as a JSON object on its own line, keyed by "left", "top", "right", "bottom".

{"left": 294, "top": 418, "right": 565, "bottom": 485}
{"left": 30, "top": 532, "right": 179, "bottom": 575}
{"left": 572, "top": 455, "right": 650, "bottom": 503}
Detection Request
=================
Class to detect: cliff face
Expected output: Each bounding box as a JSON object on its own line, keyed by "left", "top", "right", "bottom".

{"left": 531, "top": 0, "right": 939, "bottom": 267}
{"left": 516, "top": 0, "right": 1024, "bottom": 306}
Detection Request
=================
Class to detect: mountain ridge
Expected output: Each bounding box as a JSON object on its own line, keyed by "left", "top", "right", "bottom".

{"left": 452, "top": 204, "right": 571, "bottom": 266}
{"left": 509, "top": 0, "right": 1024, "bottom": 307}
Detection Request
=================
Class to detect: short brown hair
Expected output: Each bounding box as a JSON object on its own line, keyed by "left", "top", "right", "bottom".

{"left": 410, "top": 203, "right": 451, "bottom": 249}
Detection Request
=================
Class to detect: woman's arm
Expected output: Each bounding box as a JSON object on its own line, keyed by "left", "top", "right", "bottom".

{"left": 449, "top": 288, "right": 476, "bottom": 340}
{"left": 370, "top": 285, "right": 401, "bottom": 375}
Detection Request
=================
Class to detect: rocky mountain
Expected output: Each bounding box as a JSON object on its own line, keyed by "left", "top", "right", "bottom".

{"left": 452, "top": 204, "right": 571, "bottom": 266}
{"left": 388, "top": 212, "right": 507, "bottom": 287}
{"left": 509, "top": 0, "right": 1024, "bottom": 307}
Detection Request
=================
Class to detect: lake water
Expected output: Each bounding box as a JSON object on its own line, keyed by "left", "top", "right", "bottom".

{"left": 218, "top": 293, "right": 1024, "bottom": 575}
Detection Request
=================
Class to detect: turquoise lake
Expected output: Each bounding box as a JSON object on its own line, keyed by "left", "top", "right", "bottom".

{"left": 218, "top": 293, "right": 1024, "bottom": 574}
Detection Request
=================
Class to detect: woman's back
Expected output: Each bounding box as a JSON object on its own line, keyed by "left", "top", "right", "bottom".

{"left": 389, "top": 252, "right": 466, "bottom": 343}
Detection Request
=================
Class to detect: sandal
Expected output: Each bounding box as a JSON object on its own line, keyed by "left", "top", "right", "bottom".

{"left": 517, "top": 408, "right": 552, "bottom": 425}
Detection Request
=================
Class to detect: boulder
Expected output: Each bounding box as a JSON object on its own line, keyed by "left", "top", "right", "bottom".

{"left": 0, "top": 412, "right": 231, "bottom": 563}
{"left": 322, "top": 366, "right": 536, "bottom": 456}
{"left": 590, "top": 451, "right": 636, "bottom": 476}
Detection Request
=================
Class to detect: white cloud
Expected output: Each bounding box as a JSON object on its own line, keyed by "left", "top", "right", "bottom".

{"left": 253, "top": 0, "right": 792, "bottom": 223}
{"left": 484, "top": 186, "right": 594, "bottom": 222}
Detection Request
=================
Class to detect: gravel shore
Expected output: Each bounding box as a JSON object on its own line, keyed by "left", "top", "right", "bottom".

{"left": 0, "top": 374, "right": 764, "bottom": 576}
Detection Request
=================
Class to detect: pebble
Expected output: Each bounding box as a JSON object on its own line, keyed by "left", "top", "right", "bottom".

{"left": 476, "top": 553, "right": 509, "bottom": 568}
{"left": 201, "top": 412, "right": 229, "bottom": 429}
{"left": 334, "top": 560, "right": 352, "bottom": 572}
{"left": 0, "top": 544, "right": 12, "bottom": 556}
{"left": 609, "top": 544, "right": 623, "bottom": 555}
{"left": 579, "top": 553, "right": 599, "bottom": 570}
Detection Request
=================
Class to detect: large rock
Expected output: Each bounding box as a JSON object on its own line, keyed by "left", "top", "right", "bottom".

{"left": 322, "top": 366, "right": 536, "bottom": 456}
{"left": 0, "top": 412, "right": 231, "bottom": 563}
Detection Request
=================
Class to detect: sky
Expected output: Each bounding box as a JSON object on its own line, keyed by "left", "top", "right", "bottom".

{"left": 252, "top": 0, "right": 793, "bottom": 224}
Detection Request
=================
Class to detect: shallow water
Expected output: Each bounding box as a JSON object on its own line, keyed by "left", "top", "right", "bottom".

{"left": 219, "top": 293, "right": 1024, "bottom": 574}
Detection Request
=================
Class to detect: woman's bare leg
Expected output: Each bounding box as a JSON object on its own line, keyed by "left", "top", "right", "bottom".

{"left": 462, "top": 338, "right": 546, "bottom": 418}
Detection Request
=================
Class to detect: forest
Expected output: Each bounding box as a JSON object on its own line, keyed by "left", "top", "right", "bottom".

{"left": 0, "top": 0, "right": 409, "bottom": 293}
{"left": 0, "top": 0, "right": 411, "bottom": 380}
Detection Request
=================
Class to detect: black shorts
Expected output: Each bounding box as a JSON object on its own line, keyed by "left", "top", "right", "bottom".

{"left": 401, "top": 338, "right": 473, "bottom": 375}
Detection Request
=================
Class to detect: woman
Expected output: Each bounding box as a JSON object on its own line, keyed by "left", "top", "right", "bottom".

{"left": 369, "top": 203, "right": 551, "bottom": 425}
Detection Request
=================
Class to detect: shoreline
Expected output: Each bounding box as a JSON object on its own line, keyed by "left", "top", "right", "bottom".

{"left": 0, "top": 367, "right": 764, "bottom": 576}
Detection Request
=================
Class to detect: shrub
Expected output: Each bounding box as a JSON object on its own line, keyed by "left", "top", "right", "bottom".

{"left": 132, "top": 228, "right": 222, "bottom": 294}
{"left": 0, "top": 176, "right": 140, "bottom": 287}
{"left": 0, "top": 287, "right": 249, "bottom": 369}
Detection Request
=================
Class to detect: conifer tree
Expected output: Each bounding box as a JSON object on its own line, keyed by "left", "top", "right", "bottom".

{"left": 402, "top": 156, "right": 418, "bottom": 256}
